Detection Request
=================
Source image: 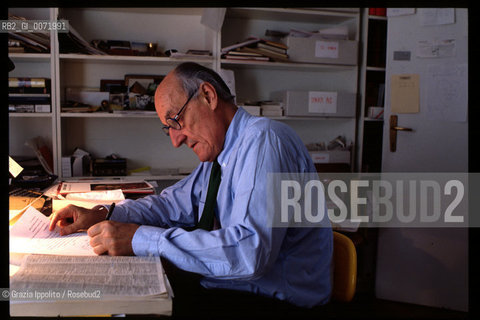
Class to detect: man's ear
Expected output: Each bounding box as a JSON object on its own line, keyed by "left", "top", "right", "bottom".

{"left": 200, "top": 82, "right": 218, "bottom": 110}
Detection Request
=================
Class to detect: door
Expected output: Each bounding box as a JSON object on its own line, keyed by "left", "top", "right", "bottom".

{"left": 375, "top": 9, "right": 468, "bottom": 311}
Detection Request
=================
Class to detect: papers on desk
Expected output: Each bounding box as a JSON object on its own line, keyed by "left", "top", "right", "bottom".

{"left": 9, "top": 203, "right": 171, "bottom": 317}
{"left": 58, "top": 180, "right": 154, "bottom": 195}
{"left": 52, "top": 189, "right": 126, "bottom": 212}
{"left": 10, "top": 254, "right": 167, "bottom": 300}
{"left": 65, "top": 189, "right": 125, "bottom": 201}
{"left": 10, "top": 206, "right": 95, "bottom": 256}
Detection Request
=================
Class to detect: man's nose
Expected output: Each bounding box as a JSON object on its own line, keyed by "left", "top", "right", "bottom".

{"left": 169, "top": 129, "right": 186, "bottom": 148}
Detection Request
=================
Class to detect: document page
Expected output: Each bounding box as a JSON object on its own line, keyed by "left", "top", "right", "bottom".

{"left": 10, "top": 254, "right": 167, "bottom": 299}
{"left": 10, "top": 206, "right": 95, "bottom": 256}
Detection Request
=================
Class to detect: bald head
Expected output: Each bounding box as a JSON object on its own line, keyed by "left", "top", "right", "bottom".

{"left": 154, "top": 64, "right": 237, "bottom": 162}
{"left": 154, "top": 71, "right": 184, "bottom": 125}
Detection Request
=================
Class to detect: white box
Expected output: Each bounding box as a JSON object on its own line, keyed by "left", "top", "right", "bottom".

{"left": 272, "top": 91, "right": 356, "bottom": 117}
{"left": 242, "top": 105, "right": 261, "bottom": 116}
{"left": 35, "top": 104, "right": 51, "bottom": 113}
{"left": 285, "top": 37, "right": 358, "bottom": 65}
{"left": 61, "top": 157, "right": 72, "bottom": 177}
{"left": 66, "top": 88, "right": 109, "bottom": 107}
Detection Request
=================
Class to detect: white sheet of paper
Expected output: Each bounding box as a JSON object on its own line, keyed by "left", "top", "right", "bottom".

{"left": 417, "top": 39, "right": 456, "bottom": 58}
{"left": 387, "top": 8, "right": 415, "bottom": 17}
{"left": 65, "top": 189, "right": 125, "bottom": 201}
{"left": 419, "top": 8, "right": 455, "bottom": 26}
{"left": 9, "top": 156, "right": 24, "bottom": 178}
{"left": 200, "top": 8, "right": 226, "bottom": 31}
{"left": 427, "top": 64, "right": 468, "bottom": 122}
{"left": 10, "top": 206, "right": 95, "bottom": 256}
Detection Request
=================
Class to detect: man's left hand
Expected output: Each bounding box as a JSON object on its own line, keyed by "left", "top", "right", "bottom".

{"left": 87, "top": 221, "right": 140, "bottom": 256}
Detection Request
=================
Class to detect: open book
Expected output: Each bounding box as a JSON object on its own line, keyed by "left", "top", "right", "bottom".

{"left": 9, "top": 207, "right": 169, "bottom": 306}
{"left": 10, "top": 254, "right": 168, "bottom": 301}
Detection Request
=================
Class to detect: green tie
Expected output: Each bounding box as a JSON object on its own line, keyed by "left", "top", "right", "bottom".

{"left": 196, "top": 160, "right": 221, "bottom": 231}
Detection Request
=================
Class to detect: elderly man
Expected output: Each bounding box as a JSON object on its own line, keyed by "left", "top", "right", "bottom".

{"left": 49, "top": 62, "right": 332, "bottom": 317}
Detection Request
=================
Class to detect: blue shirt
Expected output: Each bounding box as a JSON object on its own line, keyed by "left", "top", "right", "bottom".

{"left": 111, "top": 107, "right": 333, "bottom": 308}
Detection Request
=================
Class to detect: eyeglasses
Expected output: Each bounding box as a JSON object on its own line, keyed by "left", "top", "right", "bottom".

{"left": 162, "top": 91, "right": 196, "bottom": 136}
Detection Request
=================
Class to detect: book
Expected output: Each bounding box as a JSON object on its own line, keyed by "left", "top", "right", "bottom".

{"left": 58, "top": 22, "right": 107, "bottom": 55}
{"left": 58, "top": 180, "right": 155, "bottom": 195}
{"left": 262, "top": 40, "right": 288, "bottom": 50}
{"left": 8, "top": 32, "right": 50, "bottom": 52}
{"left": 9, "top": 46, "right": 25, "bottom": 53}
{"left": 9, "top": 104, "right": 35, "bottom": 113}
{"left": 260, "top": 101, "right": 284, "bottom": 116}
{"left": 9, "top": 207, "right": 169, "bottom": 298}
{"left": 10, "top": 254, "right": 168, "bottom": 299}
{"left": 9, "top": 77, "right": 51, "bottom": 94}
{"left": 257, "top": 42, "right": 287, "bottom": 54}
{"left": 230, "top": 49, "right": 265, "bottom": 57}
{"left": 241, "top": 46, "right": 289, "bottom": 62}
{"left": 224, "top": 54, "right": 270, "bottom": 61}
{"left": 8, "top": 104, "right": 50, "bottom": 113}
{"left": 9, "top": 95, "right": 51, "bottom": 105}
{"left": 106, "top": 40, "right": 131, "bottom": 50}
{"left": 9, "top": 93, "right": 50, "bottom": 97}
{"left": 221, "top": 37, "right": 261, "bottom": 54}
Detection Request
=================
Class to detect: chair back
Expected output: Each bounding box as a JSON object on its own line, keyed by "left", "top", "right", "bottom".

{"left": 332, "top": 231, "right": 357, "bottom": 302}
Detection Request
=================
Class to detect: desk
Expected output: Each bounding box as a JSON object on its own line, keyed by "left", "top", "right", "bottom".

{"left": 10, "top": 297, "right": 172, "bottom": 317}
{"left": 9, "top": 254, "right": 172, "bottom": 317}
{"left": 9, "top": 252, "right": 172, "bottom": 317}
{"left": 9, "top": 179, "right": 175, "bottom": 317}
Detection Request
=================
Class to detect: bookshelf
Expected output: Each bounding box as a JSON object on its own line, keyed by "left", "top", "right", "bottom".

{"left": 353, "top": 8, "right": 387, "bottom": 298}
{"left": 8, "top": 8, "right": 58, "bottom": 172}
{"left": 221, "top": 8, "right": 360, "bottom": 173}
{"left": 357, "top": 8, "right": 388, "bottom": 172}
{"left": 9, "top": 7, "right": 364, "bottom": 179}
{"left": 55, "top": 7, "right": 216, "bottom": 176}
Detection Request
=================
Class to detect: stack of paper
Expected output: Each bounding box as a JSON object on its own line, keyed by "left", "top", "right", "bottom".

{"left": 261, "top": 102, "right": 284, "bottom": 117}
{"left": 10, "top": 206, "right": 95, "bottom": 256}
{"left": 241, "top": 105, "right": 261, "bottom": 116}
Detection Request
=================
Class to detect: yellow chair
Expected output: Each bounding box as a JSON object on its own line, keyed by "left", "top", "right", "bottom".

{"left": 331, "top": 231, "right": 357, "bottom": 302}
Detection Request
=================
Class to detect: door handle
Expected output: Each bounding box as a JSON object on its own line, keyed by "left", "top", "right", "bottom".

{"left": 390, "top": 115, "right": 413, "bottom": 152}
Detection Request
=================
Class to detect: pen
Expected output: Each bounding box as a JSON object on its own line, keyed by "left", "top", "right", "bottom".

{"left": 105, "top": 202, "right": 115, "bottom": 220}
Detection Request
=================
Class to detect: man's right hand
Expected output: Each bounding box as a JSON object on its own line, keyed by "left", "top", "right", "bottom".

{"left": 49, "top": 204, "right": 107, "bottom": 236}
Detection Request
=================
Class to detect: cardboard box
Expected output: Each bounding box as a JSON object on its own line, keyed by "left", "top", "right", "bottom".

{"left": 309, "top": 150, "right": 351, "bottom": 164}
{"left": 285, "top": 37, "right": 358, "bottom": 65}
{"left": 272, "top": 90, "right": 356, "bottom": 117}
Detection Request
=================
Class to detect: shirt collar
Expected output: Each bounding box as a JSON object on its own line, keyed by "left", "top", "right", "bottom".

{"left": 216, "top": 107, "right": 251, "bottom": 168}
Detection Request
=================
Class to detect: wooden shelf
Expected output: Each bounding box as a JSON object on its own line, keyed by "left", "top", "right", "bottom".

{"left": 9, "top": 53, "right": 51, "bottom": 62}
{"left": 366, "top": 66, "right": 386, "bottom": 72}
{"left": 9, "top": 113, "right": 53, "bottom": 118}
{"left": 221, "top": 59, "right": 356, "bottom": 71}
{"left": 368, "top": 15, "right": 387, "bottom": 21}
{"left": 266, "top": 116, "right": 355, "bottom": 121}
{"left": 227, "top": 7, "right": 359, "bottom": 23}
{"left": 60, "top": 112, "right": 158, "bottom": 118}
{"left": 59, "top": 53, "right": 214, "bottom": 65}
